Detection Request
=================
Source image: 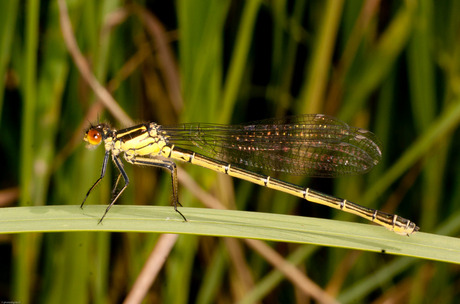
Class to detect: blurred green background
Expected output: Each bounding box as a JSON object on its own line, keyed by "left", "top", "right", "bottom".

{"left": 1, "top": 0, "right": 460, "bottom": 303}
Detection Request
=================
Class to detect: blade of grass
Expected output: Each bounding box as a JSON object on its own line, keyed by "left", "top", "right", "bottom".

{"left": 219, "top": 0, "right": 262, "bottom": 123}
{"left": 407, "top": 0, "right": 440, "bottom": 232}
{"left": 1, "top": 205, "right": 460, "bottom": 264}
{"left": 297, "top": 0, "right": 344, "bottom": 114}
{"left": 177, "top": 0, "right": 230, "bottom": 122}
{"left": 238, "top": 245, "right": 318, "bottom": 304}
{"left": 362, "top": 98, "right": 460, "bottom": 209}
{"left": 338, "top": 256, "right": 415, "bottom": 304}
{"left": 15, "top": 0, "right": 39, "bottom": 302}
{"left": 340, "top": 2, "right": 416, "bottom": 121}
{"left": 0, "top": 0, "right": 19, "bottom": 123}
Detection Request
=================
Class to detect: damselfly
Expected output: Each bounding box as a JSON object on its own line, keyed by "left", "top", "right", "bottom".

{"left": 81, "top": 114, "right": 419, "bottom": 235}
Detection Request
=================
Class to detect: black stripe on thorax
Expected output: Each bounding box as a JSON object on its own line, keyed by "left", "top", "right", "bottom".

{"left": 115, "top": 124, "right": 149, "bottom": 142}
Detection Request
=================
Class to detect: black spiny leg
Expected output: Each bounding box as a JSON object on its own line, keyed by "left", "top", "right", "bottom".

{"left": 111, "top": 173, "right": 122, "bottom": 200}
{"left": 98, "top": 155, "right": 130, "bottom": 224}
{"left": 127, "top": 156, "right": 187, "bottom": 221}
{"left": 81, "top": 152, "right": 110, "bottom": 208}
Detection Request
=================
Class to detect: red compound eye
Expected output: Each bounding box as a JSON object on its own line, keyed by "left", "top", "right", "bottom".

{"left": 86, "top": 129, "right": 102, "bottom": 146}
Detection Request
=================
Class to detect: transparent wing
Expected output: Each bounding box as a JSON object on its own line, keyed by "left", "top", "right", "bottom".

{"left": 158, "top": 114, "right": 382, "bottom": 177}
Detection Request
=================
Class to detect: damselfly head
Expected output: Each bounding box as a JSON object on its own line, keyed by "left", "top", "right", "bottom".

{"left": 84, "top": 123, "right": 110, "bottom": 149}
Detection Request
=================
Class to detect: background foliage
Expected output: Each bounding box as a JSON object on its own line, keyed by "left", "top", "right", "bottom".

{"left": 1, "top": 0, "right": 460, "bottom": 303}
